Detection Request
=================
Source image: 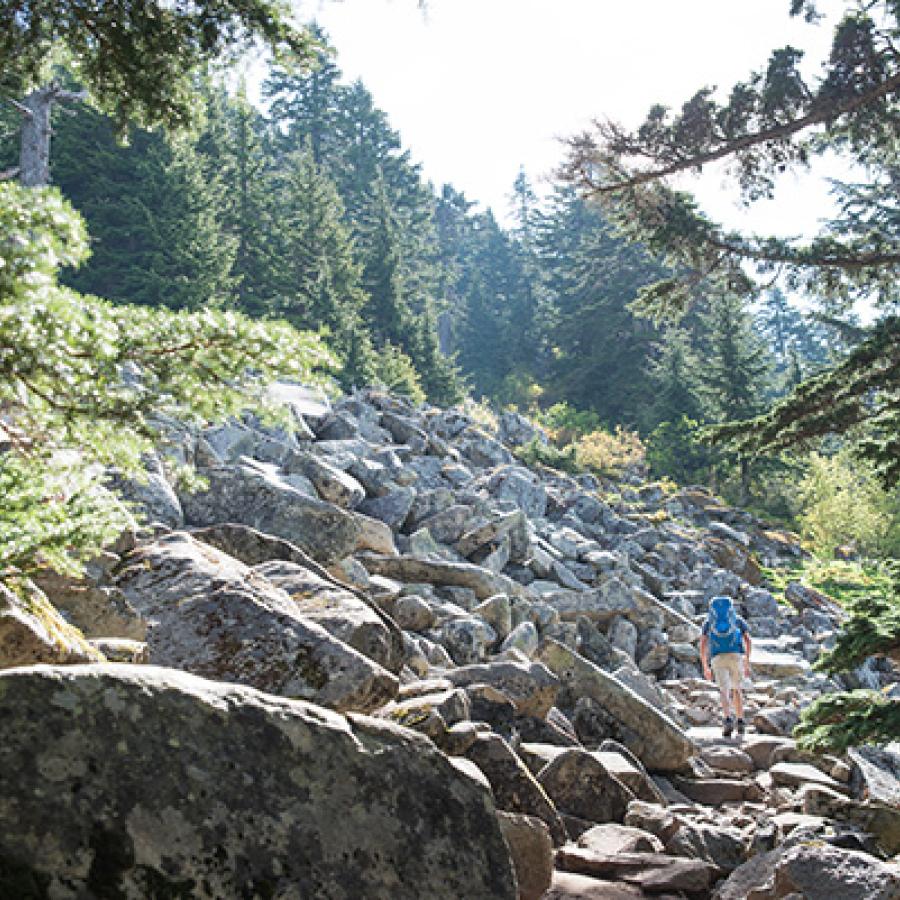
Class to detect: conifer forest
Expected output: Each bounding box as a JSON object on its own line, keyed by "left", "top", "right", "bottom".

{"left": 1, "top": 3, "right": 899, "bottom": 896}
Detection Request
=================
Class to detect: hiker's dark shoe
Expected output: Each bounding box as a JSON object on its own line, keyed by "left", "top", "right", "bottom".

{"left": 722, "top": 717, "right": 734, "bottom": 739}
{"left": 736, "top": 718, "right": 746, "bottom": 736}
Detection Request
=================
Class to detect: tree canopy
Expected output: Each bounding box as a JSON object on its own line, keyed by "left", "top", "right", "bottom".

{"left": 563, "top": 0, "right": 900, "bottom": 487}
{"left": 1, "top": 0, "right": 316, "bottom": 130}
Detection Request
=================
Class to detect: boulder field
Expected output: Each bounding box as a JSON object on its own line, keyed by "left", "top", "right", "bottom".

{"left": 2, "top": 387, "right": 898, "bottom": 898}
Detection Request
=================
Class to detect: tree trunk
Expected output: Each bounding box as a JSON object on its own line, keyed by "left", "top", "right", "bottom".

{"left": 738, "top": 454, "right": 750, "bottom": 507}
{"left": 17, "top": 84, "right": 86, "bottom": 187}
{"left": 19, "top": 87, "right": 55, "bottom": 187}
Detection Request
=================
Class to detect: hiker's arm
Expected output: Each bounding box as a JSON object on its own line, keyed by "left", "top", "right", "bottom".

{"left": 700, "top": 634, "right": 711, "bottom": 680}
{"left": 742, "top": 631, "right": 752, "bottom": 676}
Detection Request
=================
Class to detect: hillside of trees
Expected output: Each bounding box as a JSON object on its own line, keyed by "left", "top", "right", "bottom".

{"left": 1, "top": 1, "right": 897, "bottom": 751}
{"left": 3, "top": 27, "right": 892, "bottom": 537}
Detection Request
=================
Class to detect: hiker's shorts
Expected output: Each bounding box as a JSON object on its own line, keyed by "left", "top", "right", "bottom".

{"left": 711, "top": 653, "right": 744, "bottom": 694}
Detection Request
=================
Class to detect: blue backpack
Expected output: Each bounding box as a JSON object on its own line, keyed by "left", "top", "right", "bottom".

{"left": 706, "top": 596, "right": 745, "bottom": 657}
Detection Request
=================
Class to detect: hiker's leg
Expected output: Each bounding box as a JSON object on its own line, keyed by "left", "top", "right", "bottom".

{"left": 732, "top": 687, "right": 744, "bottom": 719}
{"left": 719, "top": 686, "right": 733, "bottom": 718}
{"left": 712, "top": 656, "right": 734, "bottom": 720}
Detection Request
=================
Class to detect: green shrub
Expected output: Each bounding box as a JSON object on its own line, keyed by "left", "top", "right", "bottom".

{"left": 371, "top": 342, "right": 425, "bottom": 405}
{"left": 515, "top": 437, "right": 579, "bottom": 474}
{"left": 797, "top": 451, "right": 900, "bottom": 559}
{"left": 574, "top": 426, "right": 645, "bottom": 478}
{"left": 644, "top": 416, "right": 714, "bottom": 484}
{"left": 539, "top": 402, "right": 602, "bottom": 444}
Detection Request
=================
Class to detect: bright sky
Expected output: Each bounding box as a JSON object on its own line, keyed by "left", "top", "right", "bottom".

{"left": 290, "top": 0, "right": 845, "bottom": 236}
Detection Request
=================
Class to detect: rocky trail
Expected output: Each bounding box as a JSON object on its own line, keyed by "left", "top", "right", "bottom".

{"left": 1, "top": 387, "right": 898, "bottom": 899}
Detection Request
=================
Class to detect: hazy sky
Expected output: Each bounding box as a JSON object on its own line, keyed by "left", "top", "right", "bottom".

{"left": 289, "top": 0, "right": 843, "bottom": 235}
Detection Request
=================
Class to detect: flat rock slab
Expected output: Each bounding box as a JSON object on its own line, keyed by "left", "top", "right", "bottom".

{"left": 741, "top": 735, "right": 795, "bottom": 770}
{"left": 770, "top": 761, "right": 849, "bottom": 793}
{"left": 544, "top": 871, "right": 653, "bottom": 899}
{"left": 577, "top": 824, "right": 663, "bottom": 855}
{"left": 700, "top": 746, "right": 755, "bottom": 774}
{"left": 557, "top": 847, "right": 714, "bottom": 894}
{"left": 671, "top": 776, "right": 749, "bottom": 805}
{"left": 360, "top": 554, "right": 525, "bottom": 600}
{"left": 537, "top": 640, "right": 694, "bottom": 773}
{"left": 0, "top": 664, "right": 518, "bottom": 900}
{"left": 750, "top": 648, "right": 810, "bottom": 678}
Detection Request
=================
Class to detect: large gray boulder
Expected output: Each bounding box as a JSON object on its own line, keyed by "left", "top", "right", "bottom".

{"left": 0, "top": 665, "right": 518, "bottom": 899}
{"left": 445, "top": 660, "right": 560, "bottom": 719}
{"left": 537, "top": 749, "right": 635, "bottom": 825}
{"left": 713, "top": 840, "right": 900, "bottom": 900}
{"left": 254, "top": 560, "right": 397, "bottom": 671}
{"left": 485, "top": 467, "right": 547, "bottom": 519}
{"left": 189, "top": 522, "right": 404, "bottom": 672}
{"left": 465, "top": 732, "right": 567, "bottom": 846}
{"left": 180, "top": 464, "right": 364, "bottom": 565}
{"left": 537, "top": 639, "right": 694, "bottom": 772}
{"left": 115, "top": 532, "right": 397, "bottom": 713}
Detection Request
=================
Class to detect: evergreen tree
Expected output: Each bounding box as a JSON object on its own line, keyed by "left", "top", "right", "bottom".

{"left": 358, "top": 173, "right": 414, "bottom": 349}
{"left": 331, "top": 79, "right": 413, "bottom": 223}
{"left": 505, "top": 168, "right": 547, "bottom": 389}
{"left": 755, "top": 287, "right": 793, "bottom": 366}
{"left": 643, "top": 325, "right": 704, "bottom": 429}
{"left": 271, "top": 146, "right": 376, "bottom": 386}
{"left": 198, "top": 83, "right": 279, "bottom": 317}
{"left": 264, "top": 24, "right": 342, "bottom": 165}
{"left": 454, "top": 211, "right": 523, "bottom": 399}
{"left": 538, "top": 189, "right": 665, "bottom": 424}
{"left": 754, "top": 287, "right": 842, "bottom": 394}
{"left": 52, "top": 107, "right": 236, "bottom": 309}
{"left": 408, "top": 301, "right": 466, "bottom": 405}
{"left": 509, "top": 166, "right": 539, "bottom": 250}
{"left": 2, "top": 1, "right": 315, "bottom": 138}
{"left": 133, "top": 134, "right": 238, "bottom": 309}
{"left": 432, "top": 183, "right": 475, "bottom": 353}
{"left": 698, "top": 292, "right": 772, "bottom": 422}
{"left": 1, "top": 182, "right": 331, "bottom": 579}
{"left": 695, "top": 291, "right": 773, "bottom": 501}
{"left": 563, "top": 0, "right": 900, "bottom": 488}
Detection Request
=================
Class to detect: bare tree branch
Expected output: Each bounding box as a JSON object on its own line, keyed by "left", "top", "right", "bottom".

{"left": 5, "top": 97, "right": 33, "bottom": 118}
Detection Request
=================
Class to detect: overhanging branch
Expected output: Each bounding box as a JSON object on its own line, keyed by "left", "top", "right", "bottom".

{"left": 580, "top": 69, "right": 900, "bottom": 194}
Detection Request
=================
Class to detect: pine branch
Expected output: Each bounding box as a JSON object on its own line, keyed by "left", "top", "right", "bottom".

{"left": 704, "top": 316, "right": 900, "bottom": 483}
{"left": 570, "top": 67, "right": 900, "bottom": 195}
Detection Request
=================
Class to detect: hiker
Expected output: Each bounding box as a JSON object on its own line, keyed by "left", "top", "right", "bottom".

{"left": 700, "top": 595, "right": 752, "bottom": 738}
